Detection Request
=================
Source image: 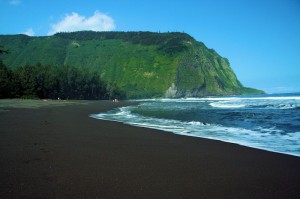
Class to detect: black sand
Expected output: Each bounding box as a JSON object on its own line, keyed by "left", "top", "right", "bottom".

{"left": 0, "top": 100, "right": 300, "bottom": 198}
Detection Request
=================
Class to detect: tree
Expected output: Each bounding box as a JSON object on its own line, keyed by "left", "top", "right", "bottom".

{"left": 0, "top": 46, "right": 20, "bottom": 98}
{"left": 0, "top": 61, "right": 12, "bottom": 98}
{"left": 0, "top": 46, "right": 9, "bottom": 54}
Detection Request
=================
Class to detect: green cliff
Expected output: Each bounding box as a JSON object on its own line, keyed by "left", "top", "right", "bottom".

{"left": 0, "top": 31, "right": 263, "bottom": 98}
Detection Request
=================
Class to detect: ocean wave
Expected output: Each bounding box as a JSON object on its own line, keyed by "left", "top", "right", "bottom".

{"left": 210, "top": 102, "right": 300, "bottom": 110}
{"left": 242, "top": 96, "right": 300, "bottom": 101}
{"left": 132, "top": 96, "right": 300, "bottom": 111}
{"left": 132, "top": 95, "right": 300, "bottom": 103}
{"left": 208, "top": 100, "right": 300, "bottom": 110}
{"left": 209, "top": 102, "right": 246, "bottom": 108}
{"left": 91, "top": 105, "right": 300, "bottom": 157}
{"left": 187, "top": 121, "right": 208, "bottom": 126}
{"left": 92, "top": 93, "right": 300, "bottom": 156}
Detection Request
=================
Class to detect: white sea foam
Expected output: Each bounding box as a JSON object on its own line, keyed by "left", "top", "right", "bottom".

{"left": 187, "top": 121, "right": 207, "bottom": 126}
{"left": 92, "top": 94, "right": 300, "bottom": 157}
{"left": 241, "top": 96, "right": 300, "bottom": 101}
{"left": 207, "top": 97, "right": 300, "bottom": 109}
{"left": 209, "top": 102, "right": 246, "bottom": 108}
{"left": 91, "top": 106, "right": 300, "bottom": 157}
{"left": 133, "top": 96, "right": 300, "bottom": 111}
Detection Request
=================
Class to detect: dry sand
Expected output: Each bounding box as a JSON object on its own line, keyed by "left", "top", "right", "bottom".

{"left": 0, "top": 100, "right": 300, "bottom": 198}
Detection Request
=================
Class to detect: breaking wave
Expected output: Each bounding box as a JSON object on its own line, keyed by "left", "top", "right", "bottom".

{"left": 91, "top": 93, "right": 300, "bottom": 157}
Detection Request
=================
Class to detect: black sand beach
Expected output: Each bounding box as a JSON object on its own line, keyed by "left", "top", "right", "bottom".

{"left": 0, "top": 100, "right": 300, "bottom": 198}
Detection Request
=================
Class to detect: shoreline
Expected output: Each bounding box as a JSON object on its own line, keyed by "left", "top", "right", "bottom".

{"left": 91, "top": 100, "right": 300, "bottom": 158}
{"left": 1, "top": 100, "right": 300, "bottom": 198}
{"left": 93, "top": 115, "right": 300, "bottom": 158}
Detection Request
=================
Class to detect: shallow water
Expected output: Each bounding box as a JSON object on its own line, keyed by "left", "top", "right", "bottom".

{"left": 91, "top": 93, "right": 300, "bottom": 157}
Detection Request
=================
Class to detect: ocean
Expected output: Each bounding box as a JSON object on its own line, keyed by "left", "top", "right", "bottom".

{"left": 91, "top": 93, "right": 300, "bottom": 157}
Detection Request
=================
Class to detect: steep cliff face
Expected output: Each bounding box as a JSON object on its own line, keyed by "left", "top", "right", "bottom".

{"left": 0, "top": 31, "right": 263, "bottom": 98}
{"left": 171, "top": 42, "right": 246, "bottom": 97}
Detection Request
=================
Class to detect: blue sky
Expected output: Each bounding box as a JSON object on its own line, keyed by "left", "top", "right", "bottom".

{"left": 0, "top": 0, "right": 299, "bottom": 93}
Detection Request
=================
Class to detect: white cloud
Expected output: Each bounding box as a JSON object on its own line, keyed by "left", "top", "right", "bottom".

{"left": 23, "top": 28, "right": 35, "bottom": 36}
{"left": 9, "top": 0, "right": 21, "bottom": 5}
{"left": 48, "top": 11, "right": 116, "bottom": 35}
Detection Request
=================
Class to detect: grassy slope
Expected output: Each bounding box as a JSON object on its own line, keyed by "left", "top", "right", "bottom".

{"left": 0, "top": 32, "right": 263, "bottom": 98}
{"left": 64, "top": 39, "right": 178, "bottom": 98}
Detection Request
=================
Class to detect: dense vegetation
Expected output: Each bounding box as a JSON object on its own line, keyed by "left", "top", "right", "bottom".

{"left": 55, "top": 31, "right": 193, "bottom": 55}
{"left": 0, "top": 31, "right": 264, "bottom": 99}
{"left": 0, "top": 60, "right": 123, "bottom": 99}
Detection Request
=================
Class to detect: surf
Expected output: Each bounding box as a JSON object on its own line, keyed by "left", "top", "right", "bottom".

{"left": 91, "top": 93, "right": 300, "bottom": 157}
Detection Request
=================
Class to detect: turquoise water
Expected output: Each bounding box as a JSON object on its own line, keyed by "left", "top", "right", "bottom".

{"left": 91, "top": 93, "right": 300, "bottom": 157}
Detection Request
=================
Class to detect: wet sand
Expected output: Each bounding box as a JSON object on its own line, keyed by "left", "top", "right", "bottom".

{"left": 0, "top": 100, "right": 300, "bottom": 198}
